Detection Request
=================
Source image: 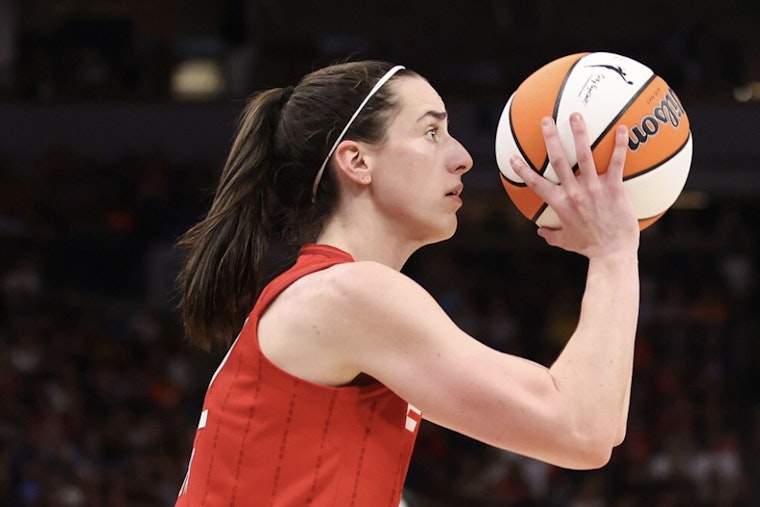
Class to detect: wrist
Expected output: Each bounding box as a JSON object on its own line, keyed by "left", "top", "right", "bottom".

{"left": 587, "top": 249, "right": 639, "bottom": 272}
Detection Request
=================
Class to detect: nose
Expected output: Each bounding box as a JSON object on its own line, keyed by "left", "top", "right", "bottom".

{"left": 448, "top": 136, "right": 473, "bottom": 175}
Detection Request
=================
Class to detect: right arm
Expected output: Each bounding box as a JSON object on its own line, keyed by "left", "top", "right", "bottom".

{"left": 326, "top": 251, "right": 638, "bottom": 470}
{"left": 340, "top": 114, "right": 638, "bottom": 469}
{"left": 514, "top": 114, "right": 640, "bottom": 447}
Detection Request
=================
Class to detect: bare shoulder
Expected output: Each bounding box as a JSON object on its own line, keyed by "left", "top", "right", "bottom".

{"left": 283, "top": 260, "right": 432, "bottom": 312}
{"left": 303, "top": 260, "right": 464, "bottom": 365}
{"left": 310, "top": 260, "right": 445, "bottom": 326}
{"left": 258, "top": 260, "right": 440, "bottom": 385}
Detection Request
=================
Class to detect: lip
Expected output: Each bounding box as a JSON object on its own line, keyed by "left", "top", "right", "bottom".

{"left": 446, "top": 183, "right": 464, "bottom": 198}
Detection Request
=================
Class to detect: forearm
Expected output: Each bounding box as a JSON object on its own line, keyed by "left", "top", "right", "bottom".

{"left": 549, "top": 252, "right": 639, "bottom": 447}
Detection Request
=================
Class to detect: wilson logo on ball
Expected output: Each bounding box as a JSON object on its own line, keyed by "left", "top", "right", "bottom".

{"left": 627, "top": 89, "right": 687, "bottom": 152}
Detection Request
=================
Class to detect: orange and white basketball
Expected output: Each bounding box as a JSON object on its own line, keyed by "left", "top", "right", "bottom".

{"left": 495, "top": 51, "right": 693, "bottom": 230}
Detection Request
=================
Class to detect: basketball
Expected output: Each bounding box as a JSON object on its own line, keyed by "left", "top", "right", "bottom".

{"left": 495, "top": 51, "right": 693, "bottom": 230}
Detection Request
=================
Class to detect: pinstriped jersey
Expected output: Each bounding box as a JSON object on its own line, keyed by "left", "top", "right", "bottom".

{"left": 176, "top": 244, "right": 422, "bottom": 506}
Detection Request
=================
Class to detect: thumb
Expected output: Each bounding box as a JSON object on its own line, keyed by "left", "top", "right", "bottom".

{"left": 537, "top": 227, "right": 562, "bottom": 247}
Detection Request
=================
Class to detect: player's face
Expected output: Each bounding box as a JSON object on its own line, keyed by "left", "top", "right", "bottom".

{"left": 366, "top": 77, "right": 473, "bottom": 244}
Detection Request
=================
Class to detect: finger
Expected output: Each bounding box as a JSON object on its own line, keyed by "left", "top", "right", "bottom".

{"left": 541, "top": 117, "right": 576, "bottom": 187}
{"left": 537, "top": 226, "right": 562, "bottom": 242}
{"left": 570, "top": 113, "right": 598, "bottom": 182}
{"left": 510, "top": 154, "right": 559, "bottom": 202}
{"left": 605, "top": 124, "right": 629, "bottom": 182}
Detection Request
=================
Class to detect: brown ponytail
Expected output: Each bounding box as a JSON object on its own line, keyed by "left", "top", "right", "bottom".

{"left": 175, "top": 88, "right": 285, "bottom": 349}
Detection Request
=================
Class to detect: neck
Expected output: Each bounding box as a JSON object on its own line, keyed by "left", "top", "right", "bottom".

{"left": 316, "top": 206, "right": 421, "bottom": 271}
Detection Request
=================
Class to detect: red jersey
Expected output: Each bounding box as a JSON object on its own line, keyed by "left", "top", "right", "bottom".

{"left": 176, "top": 244, "right": 421, "bottom": 507}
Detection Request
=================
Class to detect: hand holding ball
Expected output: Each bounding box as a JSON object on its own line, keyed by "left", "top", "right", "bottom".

{"left": 495, "top": 52, "right": 692, "bottom": 230}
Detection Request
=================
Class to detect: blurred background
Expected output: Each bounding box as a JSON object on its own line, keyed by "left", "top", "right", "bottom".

{"left": 1, "top": 0, "right": 759, "bottom": 505}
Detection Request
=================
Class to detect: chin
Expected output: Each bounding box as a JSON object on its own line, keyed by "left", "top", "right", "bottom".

{"left": 428, "top": 219, "right": 458, "bottom": 245}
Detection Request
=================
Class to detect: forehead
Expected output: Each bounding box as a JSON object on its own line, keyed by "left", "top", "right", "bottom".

{"left": 388, "top": 76, "right": 446, "bottom": 122}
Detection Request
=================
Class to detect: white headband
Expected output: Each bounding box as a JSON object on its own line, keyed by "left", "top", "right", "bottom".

{"left": 311, "top": 65, "right": 406, "bottom": 203}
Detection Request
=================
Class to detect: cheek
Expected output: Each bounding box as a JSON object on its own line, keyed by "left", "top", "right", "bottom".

{"left": 370, "top": 140, "right": 437, "bottom": 203}
{"left": 373, "top": 152, "right": 409, "bottom": 190}
{"left": 381, "top": 165, "right": 429, "bottom": 207}
{"left": 372, "top": 166, "right": 427, "bottom": 220}
{"left": 379, "top": 147, "right": 430, "bottom": 187}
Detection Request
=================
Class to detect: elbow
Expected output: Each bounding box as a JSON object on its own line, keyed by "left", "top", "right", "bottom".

{"left": 561, "top": 428, "right": 620, "bottom": 470}
{"left": 563, "top": 413, "right": 628, "bottom": 469}
{"left": 570, "top": 436, "right": 615, "bottom": 470}
{"left": 583, "top": 441, "right": 615, "bottom": 470}
{"left": 613, "top": 423, "right": 627, "bottom": 447}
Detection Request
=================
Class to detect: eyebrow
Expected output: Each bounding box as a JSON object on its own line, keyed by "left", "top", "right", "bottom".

{"left": 416, "top": 110, "right": 448, "bottom": 123}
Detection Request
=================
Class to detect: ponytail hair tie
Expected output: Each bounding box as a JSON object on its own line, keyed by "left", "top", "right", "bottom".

{"left": 279, "top": 85, "right": 294, "bottom": 107}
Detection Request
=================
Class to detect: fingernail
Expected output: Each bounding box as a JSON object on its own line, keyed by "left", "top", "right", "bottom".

{"left": 570, "top": 113, "right": 580, "bottom": 123}
{"left": 541, "top": 117, "right": 552, "bottom": 128}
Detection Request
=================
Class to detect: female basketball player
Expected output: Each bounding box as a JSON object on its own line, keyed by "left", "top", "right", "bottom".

{"left": 174, "top": 60, "right": 639, "bottom": 506}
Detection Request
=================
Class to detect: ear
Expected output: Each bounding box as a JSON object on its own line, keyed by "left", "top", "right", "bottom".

{"left": 332, "top": 140, "right": 372, "bottom": 187}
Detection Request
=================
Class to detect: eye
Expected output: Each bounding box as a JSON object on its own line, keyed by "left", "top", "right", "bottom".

{"left": 425, "top": 127, "right": 439, "bottom": 141}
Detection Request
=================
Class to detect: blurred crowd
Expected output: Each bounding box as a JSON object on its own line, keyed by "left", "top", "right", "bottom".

{"left": 2, "top": 2, "right": 760, "bottom": 506}
{"left": 0, "top": 0, "right": 753, "bottom": 104}
{"left": 1, "top": 145, "right": 758, "bottom": 506}
{"left": 0, "top": 148, "right": 219, "bottom": 506}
